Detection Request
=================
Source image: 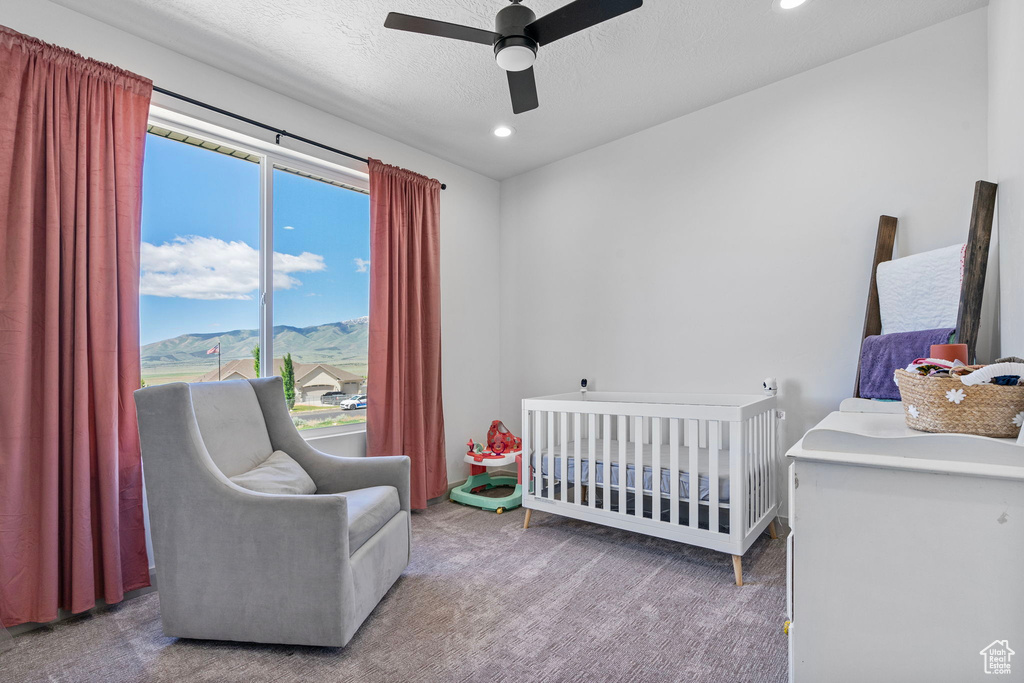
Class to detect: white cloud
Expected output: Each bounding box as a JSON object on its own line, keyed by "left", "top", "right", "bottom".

{"left": 282, "top": 225, "right": 295, "bottom": 230}
{"left": 140, "top": 235, "right": 326, "bottom": 300}
{"left": 354, "top": 257, "right": 370, "bottom": 273}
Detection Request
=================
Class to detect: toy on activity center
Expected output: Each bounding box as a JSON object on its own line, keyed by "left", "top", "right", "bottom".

{"left": 449, "top": 420, "right": 524, "bottom": 514}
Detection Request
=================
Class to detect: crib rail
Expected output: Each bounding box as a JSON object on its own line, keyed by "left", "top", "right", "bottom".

{"left": 521, "top": 393, "right": 777, "bottom": 555}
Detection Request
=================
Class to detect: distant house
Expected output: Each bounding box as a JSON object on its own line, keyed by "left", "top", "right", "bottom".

{"left": 194, "top": 358, "right": 364, "bottom": 403}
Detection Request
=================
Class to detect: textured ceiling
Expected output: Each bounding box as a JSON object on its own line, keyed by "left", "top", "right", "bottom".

{"left": 51, "top": 0, "right": 987, "bottom": 179}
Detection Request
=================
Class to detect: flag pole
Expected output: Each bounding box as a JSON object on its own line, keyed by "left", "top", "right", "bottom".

{"left": 218, "top": 339, "right": 221, "bottom": 381}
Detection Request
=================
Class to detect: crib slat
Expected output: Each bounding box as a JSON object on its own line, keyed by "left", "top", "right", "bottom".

{"left": 574, "top": 412, "right": 582, "bottom": 505}
{"left": 769, "top": 409, "right": 777, "bottom": 508}
{"left": 708, "top": 420, "right": 720, "bottom": 534}
{"left": 749, "top": 417, "right": 756, "bottom": 529}
{"left": 688, "top": 419, "right": 699, "bottom": 529}
{"left": 764, "top": 411, "right": 771, "bottom": 516}
{"left": 522, "top": 408, "right": 530, "bottom": 496}
{"left": 603, "top": 415, "right": 612, "bottom": 511}
{"left": 618, "top": 415, "right": 628, "bottom": 516}
{"left": 730, "top": 419, "right": 744, "bottom": 544}
{"left": 588, "top": 413, "right": 597, "bottom": 509}
{"left": 652, "top": 417, "right": 662, "bottom": 522}
{"left": 560, "top": 412, "right": 569, "bottom": 503}
{"left": 669, "top": 418, "right": 680, "bottom": 525}
{"left": 534, "top": 409, "right": 542, "bottom": 499}
{"left": 758, "top": 412, "right": 765, "bottom": 521}
{"left": 762, "top": 413, "right": 768, "bottom": 518}
{"left": 634, "top": 415, "right": 644, "bottom": 518}
{"left": 547, "top": 411, "right": 555, "bottom": 500}
{"left": 754, "top": 413, "right": 760, "bottom": 523}
{"left": 760, "top": 412, "right": 767, "bottom": 520}
{"left": 751, "top": 415, "right": 757, "bottom": 526}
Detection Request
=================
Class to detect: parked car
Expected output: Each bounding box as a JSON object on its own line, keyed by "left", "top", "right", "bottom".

{"left": 339, "top": 394, "right": 367, "bottom": 410}
{"left": 320, "top": 391, "right": 347, "bottom": 406}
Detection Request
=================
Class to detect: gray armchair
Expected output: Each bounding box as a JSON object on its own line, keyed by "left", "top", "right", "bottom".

{"left": 134, "top": 377, "right": 410, "bottom": 647}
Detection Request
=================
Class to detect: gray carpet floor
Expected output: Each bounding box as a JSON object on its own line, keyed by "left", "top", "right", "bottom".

{"left": 1, "top": 502, "right": 788, "bottom": 683}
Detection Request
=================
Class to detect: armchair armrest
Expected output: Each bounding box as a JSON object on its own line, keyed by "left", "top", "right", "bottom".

{"left": 155, "top": 486, "right": 355, "bottom": 646}
{"left": 304, "top": 454, "right": 411, "bottom": 511}
{"left": 248, "top": 377, "right": 412, "bottom": 512}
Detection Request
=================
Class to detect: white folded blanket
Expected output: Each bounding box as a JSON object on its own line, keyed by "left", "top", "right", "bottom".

{"left": 876, "top": 243, "right": 965, "bottom": 335}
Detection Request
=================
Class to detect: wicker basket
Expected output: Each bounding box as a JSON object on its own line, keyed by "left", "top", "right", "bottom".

{"left": 894, "top": 369, "right": 1024, "bottom": 438}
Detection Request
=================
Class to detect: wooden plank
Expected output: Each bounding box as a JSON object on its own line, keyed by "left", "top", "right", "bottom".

{"left": 588, "top": 413, "right": 597, "bottom": 509}
{"left": 956, "top": 180, "right": 997, "bottom": 363}
{"left": 670, "top": 418, "right": 680, "bottom": 525}
{"left": 688, "top": 419, "right": 699, "bottom": 529}
{"left": 709, "top": 420, "right": 720, "bottom": 534}
{"left": 854, "top": 214, "right": 899, "bottom": 397}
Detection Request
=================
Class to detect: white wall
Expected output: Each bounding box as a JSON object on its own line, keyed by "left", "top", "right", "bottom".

{"left": 989, "top": 0, "right": 1024, "bottom": 355}
{"left": 2, "top": 0, "right": 501, "bottom": 487}
{"left": 499, "top": 10, "right": 991, "bottom": 514}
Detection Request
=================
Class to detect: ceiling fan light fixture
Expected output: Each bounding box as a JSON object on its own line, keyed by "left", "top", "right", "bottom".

{"left": 774, "top": 0, "right": 809, "bottom": 10}
{"left": 493, "top": 125, "right": 515, "bottom": 137}
{"left": 496, "top": 44, "right": 536, "bottom": 71}
{"left": 493, "top": 34, "right": 537, "bottom": 72}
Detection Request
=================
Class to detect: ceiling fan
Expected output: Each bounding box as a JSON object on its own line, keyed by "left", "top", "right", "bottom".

{"left": 384, "top": 0, "right": 643, "bottom": 115}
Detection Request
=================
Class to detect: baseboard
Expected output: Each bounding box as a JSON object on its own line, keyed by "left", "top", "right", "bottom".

{"left": 8, "top": 567, "right": 158, "bottom": 637}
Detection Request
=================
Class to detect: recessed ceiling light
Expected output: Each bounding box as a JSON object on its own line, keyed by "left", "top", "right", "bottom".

{"left": 774, "top": 0, "right": 809, "bottom": 10}
{"left": 493, "top": 125, "right": 515, "bottom": 138}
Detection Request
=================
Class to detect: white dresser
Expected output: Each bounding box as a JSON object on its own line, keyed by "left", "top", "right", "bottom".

{"left": 786, "top": 406, "right": 1024, "bottom": 682}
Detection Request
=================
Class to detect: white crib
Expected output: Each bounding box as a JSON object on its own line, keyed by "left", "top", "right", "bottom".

{"left": 520, "top": 391, "right": 779, "bottom": 585}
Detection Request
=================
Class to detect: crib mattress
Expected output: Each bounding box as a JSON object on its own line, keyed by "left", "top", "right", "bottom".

{"left": 530, "top": 438, "right": 742, "bottom": 504}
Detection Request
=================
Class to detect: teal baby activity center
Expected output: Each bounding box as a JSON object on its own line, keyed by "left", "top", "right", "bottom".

{"left": 450, "top": 420, "right": 523, "bottom": 513}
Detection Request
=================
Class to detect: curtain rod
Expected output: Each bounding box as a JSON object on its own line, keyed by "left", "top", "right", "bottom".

{"left": 152, "top": 86, "right": 447, "bottom": 190}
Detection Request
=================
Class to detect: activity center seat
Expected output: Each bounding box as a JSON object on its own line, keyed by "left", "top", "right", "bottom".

{"left": 450, "top": 420, "right": 524, "bottom": 513}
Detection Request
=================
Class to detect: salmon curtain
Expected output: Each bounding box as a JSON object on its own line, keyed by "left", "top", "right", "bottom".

{"left": 0, "top": 26, "right": 152, "bottom": 627}
{"left": 367, "top": 159, "right": 446, "bottom": 509}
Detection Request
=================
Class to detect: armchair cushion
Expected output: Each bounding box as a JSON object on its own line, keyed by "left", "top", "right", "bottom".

{"left": 190, "top": 380, "right": 274, "bottom": 477}
{"left": 229, "top": 450, "right": 317, "bottom": 495}
{"left": 345, "top": 486, "right": 401, "bottom": 554}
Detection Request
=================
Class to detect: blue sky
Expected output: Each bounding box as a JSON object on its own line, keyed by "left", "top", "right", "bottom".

{"left": 140, "top": 134, "right": 370, "bottom": 346}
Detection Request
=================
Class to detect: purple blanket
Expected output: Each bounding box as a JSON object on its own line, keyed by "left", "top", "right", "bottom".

{"left": 859, "top": 327, "right": 956, "bottom": 400}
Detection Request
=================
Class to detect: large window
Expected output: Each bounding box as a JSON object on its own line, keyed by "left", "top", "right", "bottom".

{"left": 272, "top": 166, "right": 370, "bottom": 430}
{"left": 139, "top": 116, "right": 370, "bottom": 432}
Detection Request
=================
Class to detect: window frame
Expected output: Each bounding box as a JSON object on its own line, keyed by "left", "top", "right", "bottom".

{"left": 147, "top": 104, "right": 371, "bottom": 378}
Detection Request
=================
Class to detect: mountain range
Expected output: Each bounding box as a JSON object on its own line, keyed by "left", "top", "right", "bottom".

{"left": 141, "top": 318, "right": 369, "bottom": 376}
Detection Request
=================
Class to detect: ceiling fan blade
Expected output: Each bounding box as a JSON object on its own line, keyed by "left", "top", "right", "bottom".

{"left": 525, "top": 0, "right": 642, "bottom": 46}
{"left": 507, "top": 67, "right": 539, "bottom": 115}
{"left": 384, "top": 12, "right": 500, "bottom": 46}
